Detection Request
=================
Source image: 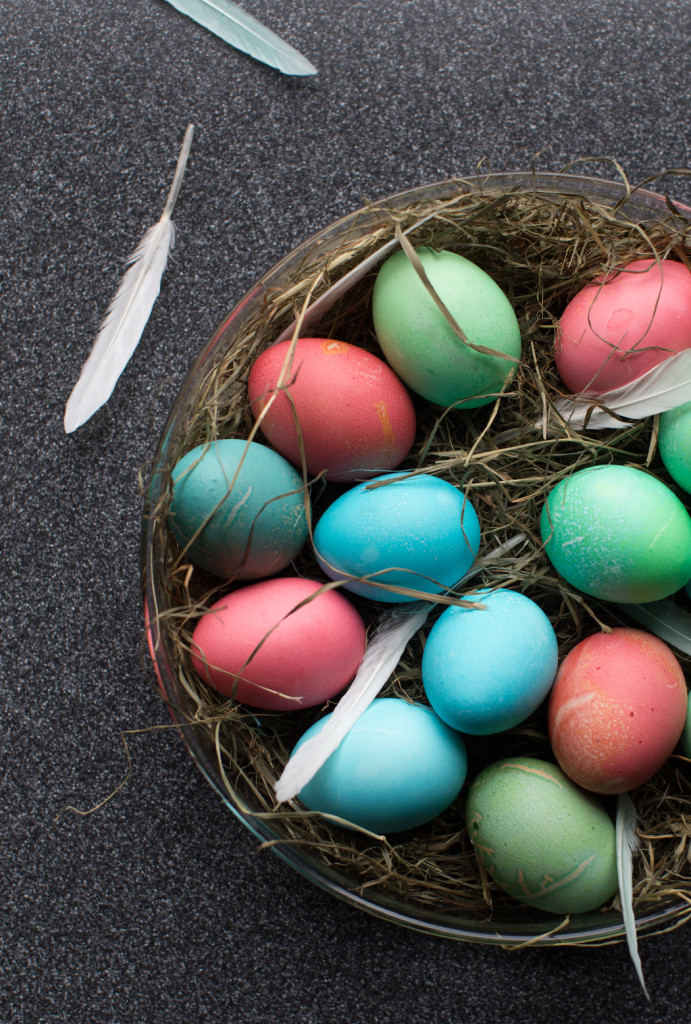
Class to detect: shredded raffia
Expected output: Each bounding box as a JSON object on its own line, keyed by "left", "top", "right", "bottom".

{"left": 144, "top": 169, "right": 691, "bottom": 944}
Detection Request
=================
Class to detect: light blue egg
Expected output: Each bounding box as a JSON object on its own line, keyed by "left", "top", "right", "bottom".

{"left": 293, "top": 698, "right": 468, "bottom": 834}
{"left": 421, "top": 588, "right": 559, "bottom": 734}
{"left": 313, "top": 473, "right": 481, "bottom": 602}
{"left": 169, "top": 439, "right": 309, "bottom": 579}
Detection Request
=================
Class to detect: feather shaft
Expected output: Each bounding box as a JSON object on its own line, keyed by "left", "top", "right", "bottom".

{"left": 64, "top": 124, "right": 194, "bottom": 433}
{"left": 161, "top": 0, "right": 317, "bottom": 76}
{"left": 616, "top": 792, "right": 650, "bottom": 1001}
{"left": 548, "top": 350, "right": 691, "bottom": 430}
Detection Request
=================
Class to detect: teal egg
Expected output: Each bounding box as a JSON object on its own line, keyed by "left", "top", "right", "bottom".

{"left": 681, "top": 701, "right": 691, "bottom": 759}
{"left": 169, "top": 439, "right": 309, "bottom": 579}
{"left": 293, "top": 698, "right": 468, "bottom": 834}
{"left": 421, "top": 589, "right": 558, "bottom": 734}
{"left": 466, "top": 758, "right": 618, "bottom": 915}
{"left": 540, "top": 464, "right": 691, "bottom": 603}
{"left": 313, "top": 472, "right": 481, "bottom": 602}
{"left": 371, "top": 247, "right": 521, "bottom": 408}
{"left": 659, "top": 400, "right": 691, "bottom": 493}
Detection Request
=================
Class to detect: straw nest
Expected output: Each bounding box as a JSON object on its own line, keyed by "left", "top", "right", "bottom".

{"left": 145, "top": 170, "right": 691, "bottom": 944}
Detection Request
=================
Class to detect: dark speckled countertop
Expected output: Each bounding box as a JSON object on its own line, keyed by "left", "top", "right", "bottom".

{"left": 4, "top": 2, "right": 691, "bottom": 1021}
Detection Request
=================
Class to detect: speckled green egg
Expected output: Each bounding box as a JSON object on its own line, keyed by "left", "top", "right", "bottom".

{"left": 659, "top": 400, "right": 691, "bottom": 494}
{"left": 169, "top": 439, "right": 309, "bottom": 579}
{"left": 371, "top": 247, "right": 521, "bottom": 408}
{"left": 466, "top": 757, "right": 618, "bottom": 915}
{"left": 540, "top": 464, "right": 691, "bottom": 603}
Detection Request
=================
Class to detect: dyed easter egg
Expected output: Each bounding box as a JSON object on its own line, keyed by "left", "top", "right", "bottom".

{"left": 372, "top": 247, "right": 521, "bottom": 408}
{"left": 555, "top": 258, "right": 691, "bottom": 394}
{"left": 540, "top": 464, "right": 691, "bottom": 603}
{"left": 659, "top": 400, "right": 691, "bottom": 493}
{"left": 169, "top": 439, "right": 308, "bottom": 579}
{"left": 466, "top": 757, "right": 618, "bottom": 915}
{"left": 681, "top": 701, "right": 691, "bottom": 759}
{"left": 548, "top": 627, "right": 688, "bottom": 794}
{"left": 190, "top": 577, "right": 366, "bottom": 711}
{"left": 421, "top": 588, "right": 558, "bottom": 734}
{"left": 293, "top": 698, "right": 468, "bottom": 834}
{"left": 247, "top": 337, "right": 417, "bottom": 482}
{"left": 313, "top": 472, "right": 481, "bottom": 602}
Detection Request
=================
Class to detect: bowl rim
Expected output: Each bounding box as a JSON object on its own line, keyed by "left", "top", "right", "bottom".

{"left": 141, "top": 170, "right": 691, "bottom": 946}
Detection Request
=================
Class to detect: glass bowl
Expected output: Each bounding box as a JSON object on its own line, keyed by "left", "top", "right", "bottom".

{"left": 141, "top": 172, "right": 691, "bottom": 946}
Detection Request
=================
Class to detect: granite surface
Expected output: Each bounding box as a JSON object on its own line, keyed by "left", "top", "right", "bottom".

{"left": 4, "top": 2, "right": 691, "bottom": 1021}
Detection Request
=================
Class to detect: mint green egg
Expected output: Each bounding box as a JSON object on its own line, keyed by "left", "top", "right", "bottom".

{"left": 681, "top": 701, "right": 691, "bottom": 759}
{"left": 540, "top": 464, "right": 691, "bottom": 603}
{"left": 659, "top": 400, "right": 691, "bottom": 493}
{"left": 371, "top": 247, "right": 521, "bottom": 409}
{"left": 466, "top": 758, "right": 618, "bottom": 915}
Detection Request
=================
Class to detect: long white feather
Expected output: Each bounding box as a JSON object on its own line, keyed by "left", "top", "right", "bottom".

{"left": 616, "top": 792, "right": 650, "bottom": 1001}
{"left": 618, "top": 598, "right": 691, "bottom": 656}
{"left": 162, "top": 0, "right": 317, "bottom": 76}
{"left": 548, "top": 349, "right": 691, "bottom": 430}
{"left": 64, "top": 124, "right": 194, "bottom": 433}
{"left": 274, "top": 533, "right": 527, "bottom": 803}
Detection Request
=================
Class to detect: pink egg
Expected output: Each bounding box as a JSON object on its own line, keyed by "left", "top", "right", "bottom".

{"left": 555, "top": 258, "right": 691, "bottom": 394}
{"left": 190, "top": 577, "right": 366, "bottom": 711}
{"left": 548, "top": 628, "right": 688, "bottom": 794}
{"left": 248, "top": 337, "right": 417, "bottom": 482}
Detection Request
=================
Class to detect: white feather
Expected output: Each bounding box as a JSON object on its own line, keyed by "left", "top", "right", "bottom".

{"left": 273, "top": 601, "right": 431, "bottom": 804}
{"left": 162, "top": 0, "right": 317, "bottom": 76}
{"left": 64, "top": 124, "right": 194, "bottom": 433}
{"left": 618, "top": 598, "right": 691, "bottom": 656}
{"left": 616, "top": 792, "right": 650, "bottom": 1001}
{"left": 274, "top": 533, "right": 527, "bottom": 804}
{"left": 548, "top": 349, "right": 691, "bottom": 430}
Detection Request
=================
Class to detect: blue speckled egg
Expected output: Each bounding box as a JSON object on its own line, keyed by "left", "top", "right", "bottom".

{"left": 422, "top": 588, "right": 559, "bottom": 734}
{"left": 292, "top": 698, "right": 468, "bottom": 834}
{"left": 313, "top": 473, "right": 481, "bottom": 602}
{"left": 169, "top": 439, "right": 309, "bottom": 579}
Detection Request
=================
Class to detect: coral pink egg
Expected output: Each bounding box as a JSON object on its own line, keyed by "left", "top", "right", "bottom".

{"left": 555, "top": 258, "right": 691, "bottom": 394}
{"left": 190, "top": 577, "right": 366, "bottom": 711}
{"left": 248, "top": 337, "right": 417, "bottom": 482}
{"left": 548, "top": 628, "right": 688, "bottom": 794}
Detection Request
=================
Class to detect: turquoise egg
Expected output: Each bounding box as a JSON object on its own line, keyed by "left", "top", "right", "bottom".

{"left": 421, "top": 589, "right": 558, "bottom": 734}
{"left": 681, "top": 701, "right": 691, "bottom": 759}
{"left": 313, "top": 473, "right": 481, "bottom": 602}
{"left": 293, "top": 698, "right": 468, "bottom": 834}
{"left": 169, "top": 439, "right": 309, "bottom": 579}
{"left": 466, "top": 758, "right": 618, "bottom": 915}
{"left": 372, "top": 247, "right": 521, "bottom": 408}
{"left": 540, "top": 464, "right": 691, "bottom": 603}
{"left": 659, "top": 400, "right": 691, "bottom": 493}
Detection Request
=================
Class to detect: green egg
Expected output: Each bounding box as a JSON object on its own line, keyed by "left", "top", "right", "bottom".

{"left": 540, "top": 464, "right": 691, "bottom": 603}
{"left": 659, "top": 400, "right": 691, "bottom": 494}
{"left": 371, "top": 247, "right": 521, "bottom": 409}
{"left": 466, "top": 757, "right": 618, "bottom": 915}
{"left": 681, "top": 701, "right": 691, "bottom": 759}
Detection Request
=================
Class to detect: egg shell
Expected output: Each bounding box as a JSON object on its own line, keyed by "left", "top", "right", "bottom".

{"left": 421, "top": 589, "right": 558, "bottom": 734}
{"left": 466, "top": 757, "right": 618, "bottom": 915}
{"left": 169, "top": 439, "right": 309, "bottom": 580}
{"left": 548, "top": 627, "right": 688, "bottom": 794}
{"left": 659, "top": 400, "right": 691, "bottom": 493}
{"left": 372, "top": 247, "right": 521, "bottom": 408}
{"left": 555, "top": 258, "right": 691, "bottom": 394}
{"left": 540, "top": 464, "right": 691, "bottom": 603}
{"left": 313, "top": 472, "right": 481, "bottom": 602}
{"left": 247, "top": 337, "right": 417, "bottom": 482}
{"left": 293, "top": 698, "right": 468, "bottom": 834}
{"left": 190, "top": 577, "right": 366, "bottom": 711}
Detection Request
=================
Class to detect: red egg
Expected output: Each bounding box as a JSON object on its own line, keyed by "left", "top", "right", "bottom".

{"left": 190, "top": 577, "right": 366, "bottom": 711}
{"left": 548, "top": 628, "right": 688, "bottom": 794}
{"left": 248, "top": 337, "right": 417, "bottom": 482}
{"left": 555, "top": 258, "right": 691, "bottom": 394}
